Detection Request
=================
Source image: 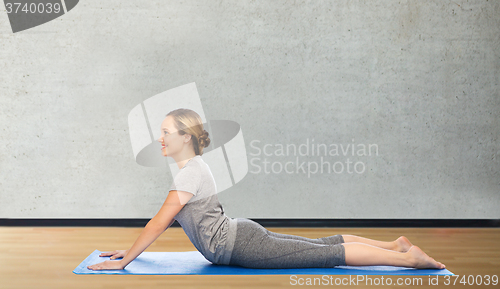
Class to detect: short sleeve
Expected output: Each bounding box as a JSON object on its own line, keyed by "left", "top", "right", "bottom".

{"left": 169, "top": 163, "right": 201, "bottom": 196}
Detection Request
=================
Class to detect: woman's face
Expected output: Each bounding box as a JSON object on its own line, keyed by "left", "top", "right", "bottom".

{"left": 157, "top": 116, "right": 189, "bottom": 158}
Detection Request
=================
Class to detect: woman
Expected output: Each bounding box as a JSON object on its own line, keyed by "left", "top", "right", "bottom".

{"left": 88, "top": 108, "right": 445, "bottom": 271}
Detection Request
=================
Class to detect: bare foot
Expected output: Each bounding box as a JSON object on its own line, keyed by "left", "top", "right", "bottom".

{"left": 394, "top": 236, "right": 413, "bottom": 252}
{"left": 407, "top": 246, "right": 446, "bottom": 269}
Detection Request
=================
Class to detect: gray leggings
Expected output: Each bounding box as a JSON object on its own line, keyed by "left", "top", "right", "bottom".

{"left": 228, "top": 218, "right": 346, "bottom": 269}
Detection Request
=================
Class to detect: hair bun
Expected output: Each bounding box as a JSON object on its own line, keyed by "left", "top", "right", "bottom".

{"left": 199, "top": 130, "right": 211, "bottom": 148}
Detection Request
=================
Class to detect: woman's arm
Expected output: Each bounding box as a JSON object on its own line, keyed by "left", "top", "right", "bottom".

{"left": 119, "top": 190, "right": 192, "bottom": 268}
{"left": 119, "top": 223, "right": 165, "bottom": 268}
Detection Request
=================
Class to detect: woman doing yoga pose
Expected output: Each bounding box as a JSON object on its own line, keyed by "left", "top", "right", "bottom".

{"left": 87, "top": 108, "right": 445, "bottom": 271}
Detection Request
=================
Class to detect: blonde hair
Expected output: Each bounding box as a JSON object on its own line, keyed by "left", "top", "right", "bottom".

{"left": 166, "top": 108, "right": 211, "bottom": 156}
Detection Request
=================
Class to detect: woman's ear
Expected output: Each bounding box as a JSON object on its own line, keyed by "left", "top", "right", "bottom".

{"left": 184, "top": 134, "right": 192, "bottom": 143}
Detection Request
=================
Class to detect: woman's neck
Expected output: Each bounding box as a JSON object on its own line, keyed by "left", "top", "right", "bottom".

{"left": 175, "top": 154, "right": 197, "bottom": 170}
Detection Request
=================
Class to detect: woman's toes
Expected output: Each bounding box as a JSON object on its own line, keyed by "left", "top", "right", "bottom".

{"left": 408, "top": 246, "right": 445, "bottom": 269}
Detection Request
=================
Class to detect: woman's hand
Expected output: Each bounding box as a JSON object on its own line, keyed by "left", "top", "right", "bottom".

{"left": 87, "top": 259, "right": 124, "bottom": 271}
{"left": 87, "top": 250, "right": 129, "bottom": 270}
{"left": 99, "top": 250, "right": 129, "bottom": 260}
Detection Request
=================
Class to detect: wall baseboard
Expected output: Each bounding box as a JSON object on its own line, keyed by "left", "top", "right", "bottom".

{"left": 0, "top": 218, "right": 498, "bottom": 227}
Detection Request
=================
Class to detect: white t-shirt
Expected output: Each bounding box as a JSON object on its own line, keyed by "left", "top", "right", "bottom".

{"left": 169, "top": 155, "right": 237, "bottom": 265}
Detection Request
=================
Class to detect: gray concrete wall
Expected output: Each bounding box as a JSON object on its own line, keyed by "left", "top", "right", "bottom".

{"left": 1, "top": 0, "right": 498, "bottom": 218}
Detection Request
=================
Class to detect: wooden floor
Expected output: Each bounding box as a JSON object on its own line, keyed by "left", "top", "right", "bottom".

{"left": 0, "top": 226, "right": 499, "bottom": 289}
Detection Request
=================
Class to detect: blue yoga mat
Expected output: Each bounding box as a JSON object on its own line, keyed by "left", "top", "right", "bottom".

{"left": 73, "top": 250, "right": 453, "bottom": 275}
